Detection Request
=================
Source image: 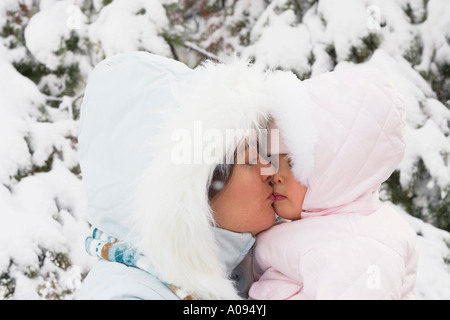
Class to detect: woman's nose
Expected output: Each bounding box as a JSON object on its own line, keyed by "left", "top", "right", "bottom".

{"left": 261, "top": 171, "right": 273, "bottom": 184}
{"left": 258, "top": 157, "right": 276, "bottom": 183}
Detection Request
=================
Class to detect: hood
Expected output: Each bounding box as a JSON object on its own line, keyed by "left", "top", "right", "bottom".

{"left": 79, "top": 52, "right": 306, "bottom": 299}
{"left": 271, "top": 67, "right": 406, "bottom": 216}
{"left": 78, "top": 52, "right": 193, "bottom": 240}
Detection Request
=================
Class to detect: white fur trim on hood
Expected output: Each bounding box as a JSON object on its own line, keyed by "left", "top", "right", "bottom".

{"left": 131, "top": 61, "right": 314, "bottom": 299}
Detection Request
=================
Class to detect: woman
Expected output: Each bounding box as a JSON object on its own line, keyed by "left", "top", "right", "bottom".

{"left": 76, "top": 52, "right": 306, "bottom": 300}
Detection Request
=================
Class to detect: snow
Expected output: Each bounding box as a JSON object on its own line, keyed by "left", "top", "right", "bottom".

{"left": 89, "top": 0, "right": 171, "bottom": 58}
{"left": 0, "top": 160, "right": 93, "bottom": 279}
{"left": 0, "top": 56, "right": 41, "bottom": 185}
{"left": 403, "top": 121, "right": 450, "bottom": 190}
{"left": 0, "top": 1, "right": 95, "bottom": 298}
{"left": 317, "top": 0, "right": 370, "bottom": 60}
{"left": 393, "top": 203, "right": 450, "bottom": 299}
{"left": 24, "top": 0, "right": 88, "bottom": 70}
{"left": 339, "top": 49, "right": 450, "bottom": 193}
{"left": 245, "top": 14, "right": 313, "bottom": 77}
{"left": 0, "top": 0, "right": 449, "bottom": 300}
{"left": 416, "top": 0, "right": 450, "bottom": 71}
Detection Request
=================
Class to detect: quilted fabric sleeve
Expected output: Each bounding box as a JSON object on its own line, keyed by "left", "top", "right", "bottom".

{"left": 289, "top": 235, "right": 407, "bottom": 300}
{"left": 249, "top": 267, "right": 303, "bottom": 300}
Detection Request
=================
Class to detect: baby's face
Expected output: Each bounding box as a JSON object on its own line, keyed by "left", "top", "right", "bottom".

{"left": 271, "top": 154, "right": 308, "bottom": 220}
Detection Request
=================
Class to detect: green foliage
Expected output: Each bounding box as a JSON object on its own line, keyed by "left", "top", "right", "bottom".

{"left": 383, "top": 169, "right": 423, "bottom": 220}
{"left": 420, "top": 63, "right": 450, "bottom": 108}
{"left": 404, "top": 35, "right": 423, "bottom": 66}
{"left": 206, "top": 0, "right": 226, "bottom": 13}
{"left": 35, "top": 250, "right": 74, "bottom": 299}
{"left": 430, "top": 191, "right": 450, "bottom": 231}
{"left": 0, "top": 271, "right": 15, "bottom": 300}
{"left": 445, "top": 239, "right": 450, "bottom": 265}
{"left": 102, "top": 0, "right": 113, "bottom": 7}
{"left": 0, "top": 1, "right": 35, "bottom": 47}
{"left": 1, "top": 20, "right": 25, "bottom": 49}
{"left": 13, "top": 58, "right": 51, "bottom": 85}
{"left": 384, "top": 159, "right": 450, "bottom": 231}
{"left": 0, "top": 249, "right": 75, "bottom": 299}
{"left": 286, "top": 0, "right": 318, "bottom": 23}
{"left": 348, "top": 33, "right": 381, "bottom": 63}
{"left": 403, "top": 0, "right": 428, "bottom": 24}
{"left": 325, "top": 43, "right": 337, "bottom": 68}
{"left": 1, "top": 3, "right": 84, "bottom": 110}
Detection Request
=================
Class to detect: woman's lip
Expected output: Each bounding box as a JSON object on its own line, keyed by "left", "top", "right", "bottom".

{"left": 267, "top": 194, "right": 276, "bottom": 202}
{"left": 273, "top": 192, "right": 287, "bottom": 201}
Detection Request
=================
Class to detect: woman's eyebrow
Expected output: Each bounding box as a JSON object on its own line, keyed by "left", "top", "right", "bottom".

{"left": 245, "top": 140, "right": 258, "bottom": 150}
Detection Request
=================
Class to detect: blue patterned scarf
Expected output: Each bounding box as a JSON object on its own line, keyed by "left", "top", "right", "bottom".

{"left": 85, "top": 228, "right": 194, "bottom": 299}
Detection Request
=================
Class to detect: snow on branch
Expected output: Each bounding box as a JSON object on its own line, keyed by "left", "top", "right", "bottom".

{"left": 184, "top": 41, "right": 223, "bottom": 63}
{"left": 43, "top": 90, "right": 85, "bottom": 119}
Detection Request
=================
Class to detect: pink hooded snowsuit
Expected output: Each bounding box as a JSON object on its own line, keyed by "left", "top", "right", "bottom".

{"left": 249, "top": 67, "right": 418, "bottom": 300}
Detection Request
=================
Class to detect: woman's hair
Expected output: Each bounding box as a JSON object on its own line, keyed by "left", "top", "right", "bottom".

{"left": 208, "top": 163, "right": 234, "bottom": 202}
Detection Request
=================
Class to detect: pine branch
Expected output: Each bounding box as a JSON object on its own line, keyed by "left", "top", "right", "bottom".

{"left": 43, "top": 90, "right": 85, "bottom": 119}
{"left": 184, "top": 41, "right": 222, "bottom": 63}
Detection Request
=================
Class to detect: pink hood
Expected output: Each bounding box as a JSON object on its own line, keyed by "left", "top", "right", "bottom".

{"left": 272, "top": 67, "right": 406, "bottom": 217}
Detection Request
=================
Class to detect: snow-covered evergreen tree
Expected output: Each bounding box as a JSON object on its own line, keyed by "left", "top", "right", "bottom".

{"left": 166, "top": 0, "right": 450, "bottom": 232}
{"left": 0, "top": 0, "right": 449, "bottom": 299}
{"left": 0, "top": 0, "right": 91, "bottom": 299}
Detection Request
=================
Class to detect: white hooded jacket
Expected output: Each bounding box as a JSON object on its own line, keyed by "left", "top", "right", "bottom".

{"left": 76, "top": 52, "right": 310, "bottom": 299}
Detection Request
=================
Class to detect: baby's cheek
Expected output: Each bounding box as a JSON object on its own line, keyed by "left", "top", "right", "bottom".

{"left": 274, "top": 201, "right": 297, "bottom": 220}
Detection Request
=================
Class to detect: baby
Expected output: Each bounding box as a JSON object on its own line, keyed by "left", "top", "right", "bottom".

{"left": 249, "top": 67, "right": 418, "bottom": 300}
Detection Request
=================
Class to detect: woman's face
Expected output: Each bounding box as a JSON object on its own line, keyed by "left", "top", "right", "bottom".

{"left": 210, "top": 146, "right": 276, "bottom": 236}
